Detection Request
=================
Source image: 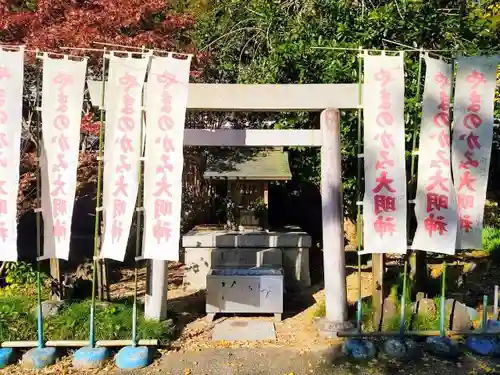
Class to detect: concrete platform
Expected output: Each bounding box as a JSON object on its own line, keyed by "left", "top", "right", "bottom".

{"left": 212, "top": 319, "right": 276, "bottom": 341}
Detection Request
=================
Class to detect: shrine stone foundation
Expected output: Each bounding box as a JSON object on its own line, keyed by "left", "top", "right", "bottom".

{"left": 181, "top": 226, "right": 311, "bottom": 291}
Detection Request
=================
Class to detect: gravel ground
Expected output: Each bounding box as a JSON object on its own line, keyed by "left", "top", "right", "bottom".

{"left": 4, "top": 346, "right": 500, "bottom": 375}
{"left": 142, "top": 347, "right": 500, "bottom": 375}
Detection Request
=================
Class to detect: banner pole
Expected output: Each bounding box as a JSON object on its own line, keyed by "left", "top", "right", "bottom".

{"left": 89, "top": 48, "right": 107, "bottom": 348}
{"left": 34, "top": 51, "right": 44, "bottom": 350}
{"left": 399, "top": 260, "right": 408, "bottom": 336}
{"left": 355, "top": 47, "right": 364, "bottom": 333}
{"left": 131, "top": 47, "right": 150, "bottom": 347}
{"left": 439, "top": 261, "right": 446, "bottom": 337}
{"left": 404, "top": 49, "right": 423, "bottom": 334}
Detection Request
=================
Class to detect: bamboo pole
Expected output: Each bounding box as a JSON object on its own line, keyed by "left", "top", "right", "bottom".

{"left": 481, "top": 295, "right": 488, "bottom": 331}
{"left": 402, "top": 49, "right": 423, "bottom": 335}
{"left": 88, "top": 48, "right": 107, "bottom": 348}
{"left": 439, "top": 261, "right": 447, "bottom": 336}
{"left": 34, "top": 50, "right": 44, "bottom": 349}
{"left": 494, "top": 285, "right": 499, "bottom": 320}
{"left": 355, "top": 47, "right": 363, "bottom": 332}
{"left": 96, "top": 339, "right": 158, "bottom": 347}
{"left": 45, "top": 340, "right": 90, "bottom": 347}
{"left": 1, "top": 341, "right": 38, "bottom": 348}
{"left": 338, "top": 330, "right": 500, "bottom": 338}
{"left": 131, "top": 48, "right": 151, "bottom": 346}
{"left": 1, "top": 340, "right": 158, "bottom": 348}
{"left": 399, "top": 260, "right": 408, "bottom": 336}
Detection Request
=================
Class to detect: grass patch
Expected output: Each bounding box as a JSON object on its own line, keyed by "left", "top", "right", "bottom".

{"left": 0, "top": 287, "right": 174, "bottom": 344}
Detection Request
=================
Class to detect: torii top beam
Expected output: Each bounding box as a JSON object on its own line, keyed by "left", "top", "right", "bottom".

{"left": 87, "top": 82, "right": 360, "bottom": 112}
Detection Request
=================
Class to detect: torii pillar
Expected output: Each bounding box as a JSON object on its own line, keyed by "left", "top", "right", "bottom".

{"left": 317, "top": 109, "right": 352, "bottom": 337}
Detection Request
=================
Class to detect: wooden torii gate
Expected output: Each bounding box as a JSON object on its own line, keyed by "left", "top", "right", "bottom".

{"left": 88, "top": 82, "right": 360, "bottom": 336}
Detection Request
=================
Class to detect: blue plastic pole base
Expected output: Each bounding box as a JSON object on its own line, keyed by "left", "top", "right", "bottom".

{"left": 383, "top": 337, "right": 420, "bottom": 360}
{"left": 21, "top": 347, "right": 57, "bottom": 369}
{"left": 466, "top": 336, "right": 500, "bottom": 357}
{"left": 341, "top": 338, "right": 376, "bottom": 361}
{"left": 0, "top": 348, "right": 14, "bottom": 368}
{"left": 425, "top": 336, "right": 460, "bottom": 359}
{"left": 115, "top": 346, "right": 151, "bottom": 369}
{"left": 72, "top": 347, "right": 109, "bottom": 369}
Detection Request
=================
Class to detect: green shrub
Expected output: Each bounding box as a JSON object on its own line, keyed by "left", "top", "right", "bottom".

{"left": 482, "top": 226, "right": 500, "bottom": 255}
{"left": 4, "top": 261, "right": 46, "bottom": 286}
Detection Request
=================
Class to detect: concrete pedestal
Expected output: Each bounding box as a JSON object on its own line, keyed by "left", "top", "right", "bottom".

{"left": 182, "top": 227, "right": 311, "bottom": 291}
{"left": 145, "top": 260, "right": 168, "bottom": 320}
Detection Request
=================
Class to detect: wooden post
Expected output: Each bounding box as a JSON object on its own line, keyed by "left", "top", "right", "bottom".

{"left": 318, "top": 109, "right": 351, "bottom": 337}
{"left": 50, "top": 259, "right": 61, "bottom": 300}
{"left": 372, "top": 254, "right": 384, "bottom": 329}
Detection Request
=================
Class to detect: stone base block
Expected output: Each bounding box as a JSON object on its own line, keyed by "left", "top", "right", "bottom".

{"left": 316, "top": 318, "right": 354, "bottom": 338}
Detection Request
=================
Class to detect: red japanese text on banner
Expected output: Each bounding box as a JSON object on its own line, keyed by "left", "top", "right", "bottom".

{"left": 0, "top": 48, "right": 24, "bottom": 261}
{"left": 100, "top": 54, "right": 149, "bottom": 261}
{"left": 40, "top": 55, "right": 87, "bottom": 260}
{"left": 452, "top": 56, "right": 498, "bottom": 249}
{"left": 361, "top": 53, "right": 407, "bottom": 255}
{"left": 143, "top": 55, "right": 192, "bottom": 261}
{"left": 412, "top": 56, "right": 457, "bottom": 255}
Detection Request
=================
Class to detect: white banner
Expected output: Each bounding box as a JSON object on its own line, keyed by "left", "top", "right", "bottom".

{"left": 452, "top": 56, "right": 498, "bottom": 249}
{"left": 0, "top": 48, "right": 24, "bottom": 261}
{"left": 412, "top": 56, "right": 457, "bottom": 255}
{"left": 40, "top": 55, "right": 87, "bottom": 260}
{"left": 100, "top": 54, "right": 149, "bottom": 261}
{"left": 143, "top": 55, "right": 191, "bottom": 260}
{"left": 361, "top": 53, "right": 407, "bottom": 255}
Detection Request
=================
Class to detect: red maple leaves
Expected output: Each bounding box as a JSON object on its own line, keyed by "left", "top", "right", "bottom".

{"left": 2, "top": 0, "right": 207, "bottom": 218}
{"left": 0, "top": 0, "right": 196, "bottom": 53}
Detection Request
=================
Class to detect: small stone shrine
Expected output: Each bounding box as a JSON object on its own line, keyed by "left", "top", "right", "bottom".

{"left": 181, "top": 148, "right": 312, "bottom": 320}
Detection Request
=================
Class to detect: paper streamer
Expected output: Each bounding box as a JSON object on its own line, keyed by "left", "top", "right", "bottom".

{"left": 100, "top": 54, "right": 149, "bottom": 261}
{"left": 40, "top": 55, "right": 87, "bottom": 260}
{"left": 0, "top": 48, "right": 24, "bottom": 261}
{"left": 143, "top": 55, "right": 191, "bottom": 261}
{"left": 412, "top": 56, "right": 457, "bottom": 255}
{"left": 452, "top": 56, "right": 498, "bottom": 249}
{"left": 361, "top": 53, "right": 407, "bottom": 255}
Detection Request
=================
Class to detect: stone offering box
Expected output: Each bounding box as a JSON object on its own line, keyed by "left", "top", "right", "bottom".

{"left": 182, "top": 227, "right": 311, "bottom": 291}
{"left": 205, "top": 268, "right": 284, "bottom": 322}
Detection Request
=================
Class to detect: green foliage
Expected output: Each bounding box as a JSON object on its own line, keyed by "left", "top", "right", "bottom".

{"left": 484, "top": 200, "right": 500, "bottom": 227}
{"left": 382, "top": 302, "right": 443, "bottom": 332}
{"left": 46, "top": 301, "right": 173, "bottom": 343}
{"left": 482, "top": 226, "right": 500, "bottom": 255}
{"left": 0, "top": 294, "right": 174, "bottom": 344}
{"left": 0, "top": 295, "right": 35, "bottom": 341}
{"left": 4, "top": 261, "right": 45, "bottom": 285}
{"left": 249, "top": 196, "right": 267, "bottom": 221}
{"left": 191, "top": 0, "right": 500, "bottom": 219}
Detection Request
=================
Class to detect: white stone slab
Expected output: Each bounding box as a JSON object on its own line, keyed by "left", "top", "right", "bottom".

{"left": 212, "top": 320, "right": 276, "bottom": 341}
{"left": 182, "top": 230, "right": 312, "bottom": 248}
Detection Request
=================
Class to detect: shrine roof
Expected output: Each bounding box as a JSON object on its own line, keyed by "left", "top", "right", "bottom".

{"left": 203, "top": 149, "right": 292, "bottom": 180}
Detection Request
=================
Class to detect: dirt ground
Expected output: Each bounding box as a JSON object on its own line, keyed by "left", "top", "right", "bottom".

{"left": 5, "top": 259, "right": 500, "bottom": 374}
{"left": 150, "top": 263, "right": 372, "bottom": 352}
